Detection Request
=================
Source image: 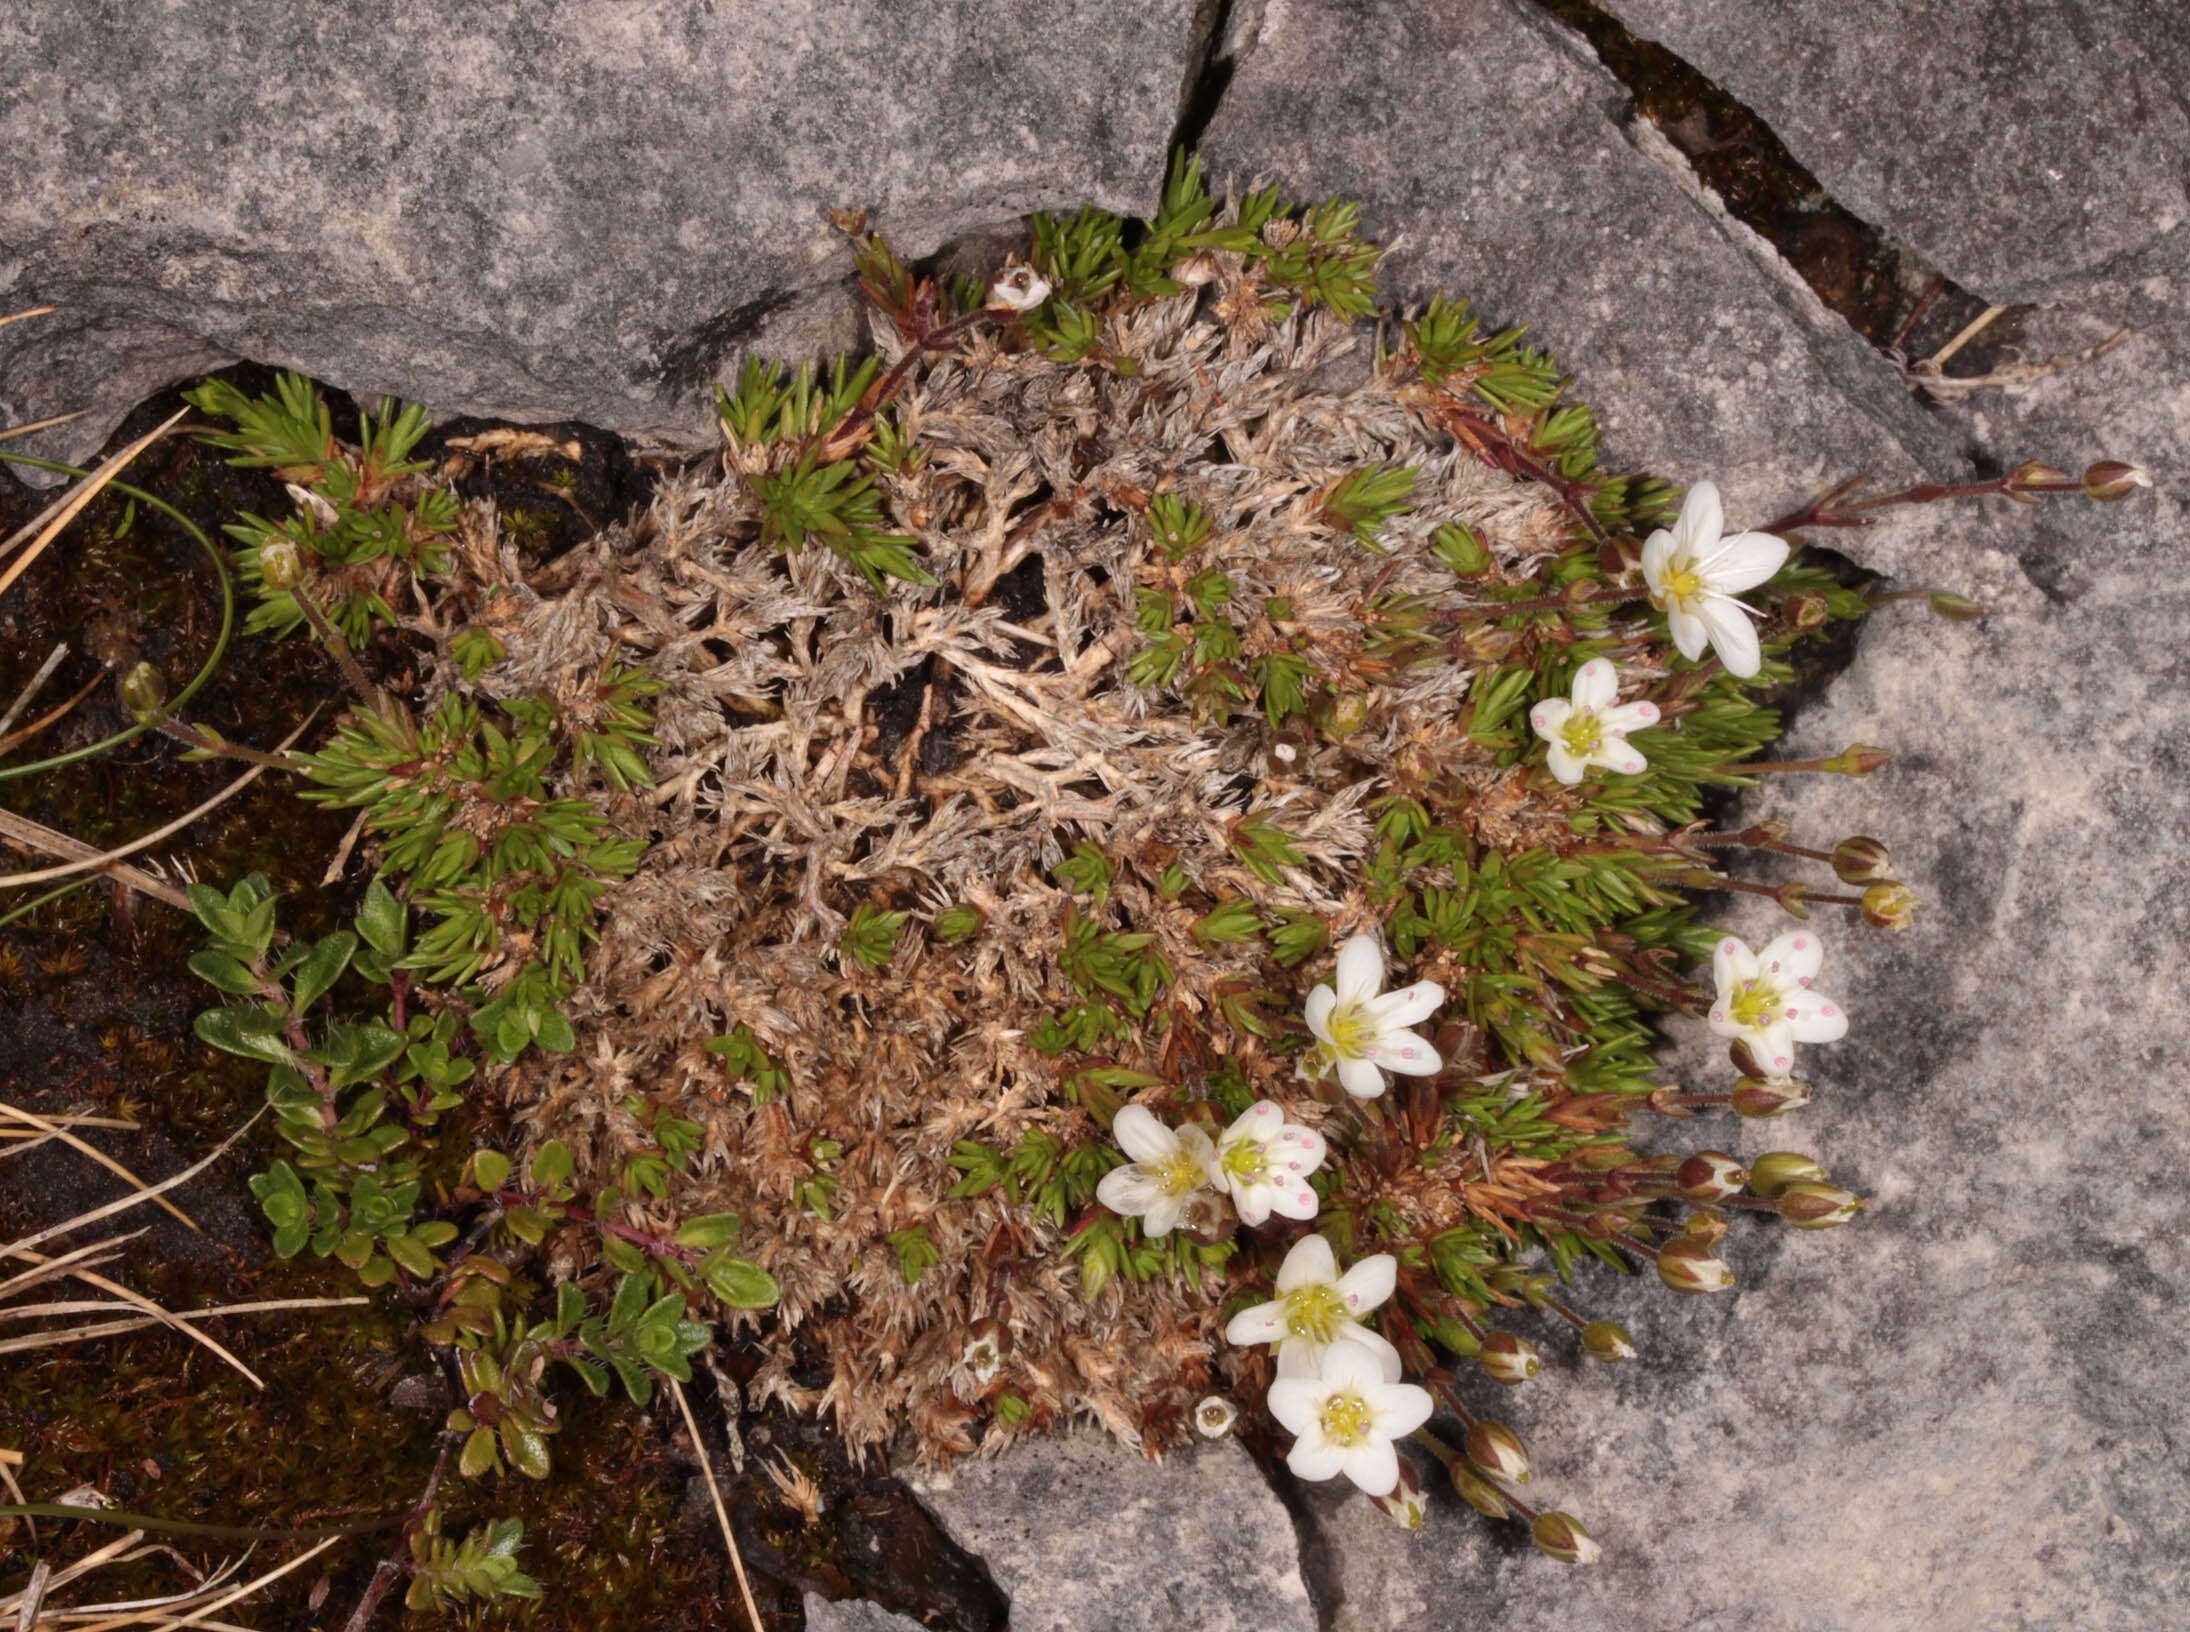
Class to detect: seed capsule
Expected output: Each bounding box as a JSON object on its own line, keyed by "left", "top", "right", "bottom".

{"left": 1731, "top": 1076, "right": 1813, "bottom": 1118}
{"left": 1676, "top": 1150, "right": 1748, "bottom": 1203}
{"left": 258, "top": 539, "right": 304, "bottom": 591}
{"left": 1369, "top": 1454, "right": 1428, "bottom": 1529}
{"left": 1193, "top": 1396, "right": 1238, "bottom": 1440}
{"left": 1531, "top": 1510, "right": 1602, "bottom": 1564}
{"left": 118, "top": 660, "right": 168, "bottom": 722}
{"left": 1450, "top": 1461, "right": 1509, "bottom": 1518}
{"left": 1656, "top": 1238, "right": 1734, "bottom": 1295}
{"left": 1478, "top": 1331, "right": 1541, "bottom": 1386}
{"left": 1862, "top": 882, "right": 1919, "bottom": 930}
{"left": 1831, "top": 836, "right": 1895, "bottom": 885}
{"left": 1777, "top": 1181, "right": 1865, "bottom": 1229}
{"left": 2082, "top": 461, "right": 2151, "bottom": 501}
{"left": 1747, "top": 1151, "right": 1829, "bottom": 1198}
{"left": 1580, "top": 1320, "right": 1637, "bottom": 1362}
{"left": 1464, "top": 1418, "right": 1531, "bottom": 1485}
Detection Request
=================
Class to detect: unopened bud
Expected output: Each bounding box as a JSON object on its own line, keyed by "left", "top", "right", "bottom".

{"left": 986, "top": 266, "right": 1051, "bottom": 313}
{"left": 1450, "top": 1461, "right": 1510, "bottom": 1518}
{"left": 1831, "top": 836, "right": 1896, "bottom": 885}
{"left": 1456, "top": 624, "right": 1519, "bottom": 664}
{"left": 2006, "top": 460, "right": 2071, "bottom": 501}
{"left": 1784, "top": 591, "right": 1830, "bottom": 631}
{"left": 1317, "top": 689, "right": 1372, "bottom": 739}
{"left": 1681, "top": 1209, "right": 1730, "bottom": 1248}
{"left": 1193, "top": 1396, "right": 1238, "bottom": 1439}
{"left": 1531, "top": 1510, "right": 1601, "bottom": 1564}
{"left": 1747, "top": 1151, "right": 1830, "bottom": 1198}
{"left": 1656, "top": 1238, "right": 1734, "bottom": 1295}
{"left": 118, "top": 660, "right": 168, "bottom": 721}
{"left": 1464, "top": 1419, "right": 1531, "bottom": 1485}
{"left": 1777, "top": 1181, "right": 1865, "bottom": 1229}
{"left": 1676, "top": 1150, "right": 1748, "bottom": 1203}
{"left": 258, "top": 539, "right": 304, "bottom": 592}
{"left": 1824, "top": 743, "right": 1891, "bottom": 776}
{"left": 1926, "top": 591, "right": 1989, "bottom": 621}
{"left": 1478, "top": 1331, "right": 1541, "bottom": 1386}
{"left": 1861, "top": 881, "right": 1920, "bottom": 930}
{"left": 1731, "top": 1076, "right": 1813, "bottom": 1118}
{"left": 1581, "top": 1320, "right": 1637, "bottom": 1362}
{"left": 933, "top": 905, "right": 984, "bottom": 943}
{"left": 2081, "top": 460, "right": 2150, "bottom": 502}
{"left": 1369, "top": 1453, "right": 1429, "bottom": 1530}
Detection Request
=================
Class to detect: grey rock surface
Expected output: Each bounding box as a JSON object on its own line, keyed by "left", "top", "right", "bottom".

{"left": 901, "top": 1431, "right": 1316, "bottom": 1632}
{"left": 1598, "top": 0, "right": 2190, "bottom": 333}
{"left": 801, "top": 1592, "right": 929, "bottom": 1632}
{"left": 0, "top": 0, "right": 1198, "bottom": 470}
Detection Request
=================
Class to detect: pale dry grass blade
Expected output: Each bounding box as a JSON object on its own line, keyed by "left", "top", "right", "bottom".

{"left": 0, "top": 408, "right": 90, "bottom": 445}
{"left": 6, "top": 1251, "right": 262, "bottom": 1389}
{"left": 0, "top": 1103, "right": 201, "bottom": 1235}
{"left": 0, "top": 671, "right": 101, "bottom": 760}
{"left": 0, "top": 409, "right": 185, "bottom": 598}
{"left": 0, "top": 305, "right": 56, "bottom": 331}
{"left": 65, "top": 1533, "right": 340, "bottom": 1632}
{"left": 0, "top": 809, "right": 195, "bottom": 912}
{"left": 668, "top": 1374, "right": 765, "bottom": 1632}
{"left": 0, "top": 1111, "right": 259, "bottom": 1261}
{"left": 0, "top": 644, "right": 68, "bottom": 737}
{"left": 0, "top": 1296, "right": 366, "bottom": 1360}
{"left": 0, "top": 1228, "right": 140, "bottom": 1299}
{"left": 0, "top": 712, "right": 314, "bottom": 893}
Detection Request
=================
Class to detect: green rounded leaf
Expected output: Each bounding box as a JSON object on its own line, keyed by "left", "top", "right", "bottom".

{"left": 529, "top": 1139, "right": 574, "bottom": 1190}
{"left": 458, "top": 1426, "right": 500, "bottom": 1480}
{"left": 704, "top": 1257, "right": 781, "bottom": 1310}
{"left": 470, "top": 1150, "right": 512, "bottom": 1193}
{"left": 671, "top": 1212, "right": 742, "bottom": 1250}
{"left": 188, "top": 950, "right": 262, "bottom": 995}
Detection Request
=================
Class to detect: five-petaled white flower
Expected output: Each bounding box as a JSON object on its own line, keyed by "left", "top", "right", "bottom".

{"left": 1225, "top": 1233, "right": 1404, "bottom": 1381}
{"left": 1641, "top": 481, "right": 1790, "bottom": 678}
{"left": 986, "top": 266, "right": 1052, "bottom": 312}
{"left": 1213, "top": 1101, "right": 1326, "bottom": 1226}
{"left": 1705, "top": 930, "right": 1849, "bottom": 1077}
{"left": 1267, "top": 1339, "right": 1435, "bottom": 1497}
{"left": 1303, "top": 934, "right": 1445, "bottom": 1100}
{"left": 1529, "top": 658, "right": 1659, "bottom": 785}
{"left": 1094, "top": 1105, "right": 1218, "bottom": 1237}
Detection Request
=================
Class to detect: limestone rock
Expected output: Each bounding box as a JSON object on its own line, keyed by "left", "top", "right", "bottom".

{"left": 802, "top": 1593, "right": 930, "bottom": 1632}
{"left": 0, "top": 0, "right": 1199, "bottom": 471}
{"left": 900, "top": 1431, "right": 1316, "bottom": 1632}
{"left": 1599, "top": 0, "right": 2190, "bottom": 333}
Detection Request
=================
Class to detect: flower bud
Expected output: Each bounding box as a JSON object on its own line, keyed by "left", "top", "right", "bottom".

{"left": 118, "top": 660, "right": 168, "bottom": 722}
{"left": 1777, "top": 1181, "right": 1864, "bottom": 1229}
{"left": 1861, "top": 881, "right": 1919, "bottom": 930}
{"left": 986, "top": 266, "right": 1051, "bottom": 313}
{"left": 1926, "top": 591, "right": 1989, "bottom": 621}
{"left": 1675, "top": 1150, "right": 1747, "bottom": 1203}
{"left": 1581, "top": 1320, "right": 1637, "bottom": 1362}
{"left": 1783, "top": 591, "right": 1830, "bottom": 631}
{"left": 1531, "top": 1510, "right": 1601, "bottom": 1564}
{"left": 1655, "top": 1238, "right": 1734, "bottom": 1295}
{"left": 1464, "top": 1419, "right": 1531, "bottom": 1485}
{"left": 1746, "top": 1151, "right": 1829, "bottom": 1198}
{"left": 1429, "top": 1319, "right": 1482, "bottom": 1359}
{"left": 1193, "top": 1396, "right": 1238, "bottom": 1440}
{"left": 2006, "top": 460, "right": 2070, "bottom": 501}
{"left": 1450, "top": 1461, "right": 1510, "bottom": 1518}
{"left": 1478, "top": 1331, "right": 1541, "bottom": 1386}
{"left": 1823, "top": 743, "right": 1891, "bottom": 776}
{"left": 1731, "top": 1076, "right": 1813, "bottom": 1118}
{"left": 1680, "top": 1209, "right": 1729, "bottom": 1249}
{"left": 932, "top": 905, "right": 984, "bottom": 943}
{"left": 1369, "top": 1453, "right": 1428, "bottom": 1530}
{"left": 258, "top": 539, "right": 305, "bottom": 592}
{"left": 2081, "top": 460, "right": 2151, "bottom": 502}
{"left": 1316, "top": 689, "right": 1372, "bottom": 739}
{"left": 1831, "top": 836, "right": 1895, "bottom": 885}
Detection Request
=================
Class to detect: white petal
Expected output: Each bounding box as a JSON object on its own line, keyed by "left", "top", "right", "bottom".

{"left": 1275, "top": 1125, "right": 1328, "bottom": 1172}
{"left": 1783, "top": 989, "right": 1848, "bottom": 1043}
{"left": 1589, "top": 740, "right": 1648, "bottom": 777}
{"left": 1544, "top": 743, "right": 1588, "bottom": 785}
{"left": 1675, "top": 481, "right": 1723, "bottom": 554}
{"left": 1277, "top": 1232, "right": 1337, "bottom": 1292}
{"left": 1369, "top": 1380, "right": 1435, "bottom": 1439}
{"left": 1340, "top": 1438, "right": 1401, "bottom": 1496}
{"left": 1530, "top": 696, "right": 1574, "bottom": 742}
{"left": 1289, "top": 1437, "right": 1350, "bottom": 1483}
{"left": 1225, "top": 1100, "right": 1284, "bottom": 1146}
{"left": 1373, "top": 1029, "right": 1442, "bottom": 1076}
{"left": 1696, "top": 595, "right": 1762, "bottom": 678}
{"left": 1601, "top": 700, "right": 1660, "bottom": 734}
{"left": 1751, "top": 1021, "right": 1797, "bottom": 1077}
{"left": 1666, "top": 604, "right": 1709, "bottom": 661}
{"left": 1571, "top": 657, "right": 1617, "bottom": 711}
{"left": 1333, "top": 934, "right": 1386, "bottom": 1007}
{"left": 1142, "top": 1195, "right": 1185, "bottom": 1237}
{"left": 1347, "top": 1324, "right": 1406, "bottom": 1384}
{"left": 1711, "top": 934, "right": 1758, "bottom": 996}
{"left": 1640, "top": 527, "right": 1675, "bottom": 591}
{"left": 1317, "top": 1339, "right": 1388, "bottom": 1391}
{"left": 1174, "top": 1123, "right": 1217, "bottom": 1173}
{"left": 1303, "top": 983, "right": 1337, "bottom": 1043}
{"left": 1334, "top": 1253, "right": 1398, "bottom": 1314}
{"left": 1366, "top": 980, "right": 1444, "bottom": 1031}
{"left": 1700, "top": 529, "right": 1789, "bottom": 594}
{"left": 1232, "top": 1185, "right": 1273, "bottom": 1227}
{"left": 1096, "top": 1167, "right": 1158, "bottom": 1215}
{"left": 1336, "top": 1055, "right": 1388, "bottom": 1099}
{"left": 1224, "top": 1300, "right": 1288, "bottom": 1347}
{"left": 1111, "top": 1105, "right": 1174, "bottom": 1164}
{"left": 1267, "top": 1183, "right": 1321, "bottom": 1222}
{"left": 1266, "top": 1378, "right": 1322, "bottom": 1436}
{"left": 1275, "top": 1339, "right": 1323, "bottom": 1380}
{"left": 1758, "top": 931, "right": 1824, "bottom": 984}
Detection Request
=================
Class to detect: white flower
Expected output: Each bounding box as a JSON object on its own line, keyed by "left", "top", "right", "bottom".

{"left": 1212, "top": 1101, "right": 1327, "bottom": 1227}
{"left": 1224, "top": 1233, "right": 1404, "bottom": 1383}
{"left": 1267, "top": 1339, "right": 1435, "bottom": 1497}
{"left": 1528, "top": 658, "right": 1659, "bottom": 785}
{"left": 1193, "top": 1396, "right": 1238, "bottom": 1439}
{"left": 986, "top": 266, "right": 1052, "bottom": 312}
{"left": 1094, "top": 1105, "right": 1218, "bottom": 1237}
{"left": 1303, "top": 934, "right": 1445, "bottom": 1100}
{"left": 1705, "top": 929, "right": 1849, "bottom": 1077}
{"left": 1641, "top": 481, "right": 1790, "bottom": 678}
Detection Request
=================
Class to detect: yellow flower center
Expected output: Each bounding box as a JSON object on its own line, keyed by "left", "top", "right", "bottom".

{"left": 1322, "top": 1000, "right": 1374, "bottom": 1060}
{"left": 1663, "top": 562, "right": 1706, "bottom": 607}
{"left": 1319, "top": 1388, "right": 1373, "bottom": 1447}
{"left": 1220, "top": 1141, "right": 1268, "bottom": 1183}
{"left": 1154, "top": 1148, "right": 1207, "bottom": 1198}
{"left": 1283, "top": 1282, "right": 1347, "bottom": 1343}
{"left": 1728, "top": 977, "right": 1784, "bottom": 1031}
{"left": 1559, "top": 712, "right": 1604, "bottom": 757}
